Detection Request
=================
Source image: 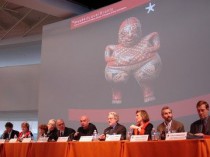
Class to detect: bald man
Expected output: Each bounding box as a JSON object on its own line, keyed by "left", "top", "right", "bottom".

{"left": 74, "top": 116, "right": 97, "bottom": 140}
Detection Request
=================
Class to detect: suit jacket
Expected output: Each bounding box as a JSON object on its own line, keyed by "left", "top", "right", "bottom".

{"left": 47, "top": 128, "right": 58, "bottom": 141}
{"left": 157, "top": 120, "right": 185, "bottom": 133}
{"left": 57, "top": 127, "right": 75, "bottom": 140}
{"left": 103, "top": 123, "right": 126, "bottom": 140}
{"left": 2, "top": 130, "right": 19, "bottom": 140}
{"left": 190, "top": 116, "right": 210, "bottom": 135}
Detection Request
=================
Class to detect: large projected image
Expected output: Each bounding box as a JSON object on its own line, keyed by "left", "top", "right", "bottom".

{"left": 105, "top": 17, "right": 161, "bottom": 104}
{"left": 39, "top": 0, "right": 210, "bottom": 132}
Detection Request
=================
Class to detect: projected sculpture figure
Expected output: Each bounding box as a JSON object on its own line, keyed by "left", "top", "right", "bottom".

{"left": 105, "top": 17, "right": 161, "bottom": 104}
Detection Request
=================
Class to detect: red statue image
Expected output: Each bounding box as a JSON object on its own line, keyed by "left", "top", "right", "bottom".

{"left": 105, "top": 17, "right": 162, "bottom": 104}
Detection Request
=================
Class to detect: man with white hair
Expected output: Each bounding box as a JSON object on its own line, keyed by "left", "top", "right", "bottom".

{"left": 46, "top": 119, "right": 58, "bottom": 141}
{"left": 100, "top": 112, "right": 126, "bottom": 140}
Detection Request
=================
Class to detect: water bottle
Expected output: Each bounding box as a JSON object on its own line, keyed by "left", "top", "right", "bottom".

{"left": 127, "top": 129, "right": 133, "bottom": 140}
{"left": 92, "top": 130, "right": 98, "bottom": 141}
{"left": 151, "top": 128, "right": 156, "bottom": 141}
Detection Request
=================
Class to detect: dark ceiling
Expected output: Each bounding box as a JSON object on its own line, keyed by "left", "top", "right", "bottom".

{"left": 67, "top": 0, "right": 121, "bottom": 9}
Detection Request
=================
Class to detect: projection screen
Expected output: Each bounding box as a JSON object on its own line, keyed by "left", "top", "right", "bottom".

{"left": 39, "top": 0, "right": 210, "bottom": 132}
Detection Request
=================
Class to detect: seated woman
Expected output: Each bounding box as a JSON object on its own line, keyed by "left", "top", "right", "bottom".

{"left": 18, "top": 122, "right": 33, "bottom": 141}
{"left": 130, "top": 110, "right": 153, "bottom": 139}
{"left": 38, "top": 124, "right": 48, "bottom": 138}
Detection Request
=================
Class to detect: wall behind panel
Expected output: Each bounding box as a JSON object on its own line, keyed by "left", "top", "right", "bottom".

{"left": 0, "top": 64, "right": 40, "bottom": 111}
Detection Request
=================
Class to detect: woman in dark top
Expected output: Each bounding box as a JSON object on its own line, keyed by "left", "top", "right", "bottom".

{"left": 130, "top": 110, "right": 153, "bottom": 139}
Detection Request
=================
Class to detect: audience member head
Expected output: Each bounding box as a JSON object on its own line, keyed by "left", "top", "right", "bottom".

{"left": 80, "top": 115, "right": 90, "bottom": 129}
{"left": 5, "top": 122, "right": 13, "bottom": 133}
{"left": 56, "top": 119, "right": 66, "bottom": 131}
{"left": 136, "top": 110, "right": 150, "bottom": 124}
{"left": 47, "top": 119, "right": 56, "bottom": 131}
{"left": 39, "top": 124, "right": 48, "bottom": 136}
{"left": 196, "top": 100, "right": 209, "bottom": 120}
{"left": 161, "top": 106, "right": 173, "bottom": 122}
{"left": 21, "top": 122, "right": 30, "bottom": 133}
{"left": 107, "top": 112, "right": 119, "bottom": 127}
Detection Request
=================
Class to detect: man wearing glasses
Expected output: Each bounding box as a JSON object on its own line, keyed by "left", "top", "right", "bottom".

{"left": 56, "top": 119, "right": 75, "bottom": 140}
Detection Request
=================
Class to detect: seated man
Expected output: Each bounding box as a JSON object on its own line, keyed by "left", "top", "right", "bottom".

{"left": 74, "top": 115, "right": 97, "bottom": 140}
{"left": 157, "top": 106, "right": 185, "bottom": 133}
{"left": 99, "top": 112, "right": 126, "bottom": 140}
{"left": 1, "top": 122, "right": 19, "bottom": 140}
{"left": 56, "top": 119, "right": 75, "bottom": 140}
{"left": 46, "top": 119, "right": 58, "bottom": 141}
{"left": 190, "top": 100, "right": 210, "bottom": 136}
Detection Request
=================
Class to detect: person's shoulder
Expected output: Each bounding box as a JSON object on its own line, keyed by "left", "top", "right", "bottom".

{"left": 157, "top": 122, "right": 164, "bottom": 128}
{"left": 89, "top": 123, "right": 96, "bottom": 127}
{"left": 173, "top": 119, "right": 184, "bottom": 125}
{"left": 104, "top": 126, "right": 110, "bottom": 130}
{"left": 66, "top": 127, "right": 75, "bottom": 132}
{"left": 77, "top": 126, "right": 83, "bottom": 131}
{"left": 117, "top": 123, "right": 126, "bottom": 129}
{"left": 13, "top": 130, "right": 19, "bottom": 133}
{"left": 191, "top": 119, "right": 201, "bottom": 126}
{"left": 103, "top": 126, "right": 110, "bottom": 133}
{"left": 148, "top": 123, "right": 153, "bottom": 127}
{"left": 146, "top": 123, "right": 153, "bottom": 129}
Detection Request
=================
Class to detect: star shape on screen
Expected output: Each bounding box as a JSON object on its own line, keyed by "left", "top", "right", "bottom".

{"left": 145, "top": 2, "right": 156, "bottom": 14}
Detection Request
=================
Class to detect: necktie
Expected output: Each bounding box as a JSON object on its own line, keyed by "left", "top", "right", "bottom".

{"left": 60, "top": 131, "right": 63, "bottom": 137}
{"left": 109, "top": 127, "right": 114, "bottom": 134}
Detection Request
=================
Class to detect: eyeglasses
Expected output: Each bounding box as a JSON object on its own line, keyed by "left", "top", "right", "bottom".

{"left": 57, "top": 123, "right": 64, "bottom": 126}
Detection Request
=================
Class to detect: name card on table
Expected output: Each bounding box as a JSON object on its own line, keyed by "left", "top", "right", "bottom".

{"left": 79, "top": 136, "right": 93, "bottom": 142}
{"left": 22, "top": 138, "right": 32, "bottom": 143}
{"left": 57, "top": 137, "right": 69, "bottom": 142}
{"left": 37, "top": 137, "right": 49, "bottom": 142}
{"left": 9, "top": 139, "right": 17, "bottom": 143}
{"left": 0, "top": 139, "right": 6, "bottom": 143}
{"left": 130, "top": 135, "right": 149, "bottom": 142}
{"left": 165, "top": 132, "right": 187, "bottom": 141}
{"left": 105, "top": 134, "right": 121, "bottom": 141}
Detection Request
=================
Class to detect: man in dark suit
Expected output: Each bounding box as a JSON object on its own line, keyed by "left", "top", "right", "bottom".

{"left": 56, "top": 119, "right": 75, "bottom": 141}
{"left": 1, "top": 122, "right": 19, "bottom": 140}
{"left": 46, "top": 119, "right": 58, "bottom": 141}
{"left": 74, "top": 115, "right": 97, "bottom": 140}
{"left": 157, "top": 106, "right": 185, "bottom": 133}
{"left": 190, "top": 100, "right": 210, "bottom": 135}
{"left": 99, "top": 112, "right": 126, "bottom": 140}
